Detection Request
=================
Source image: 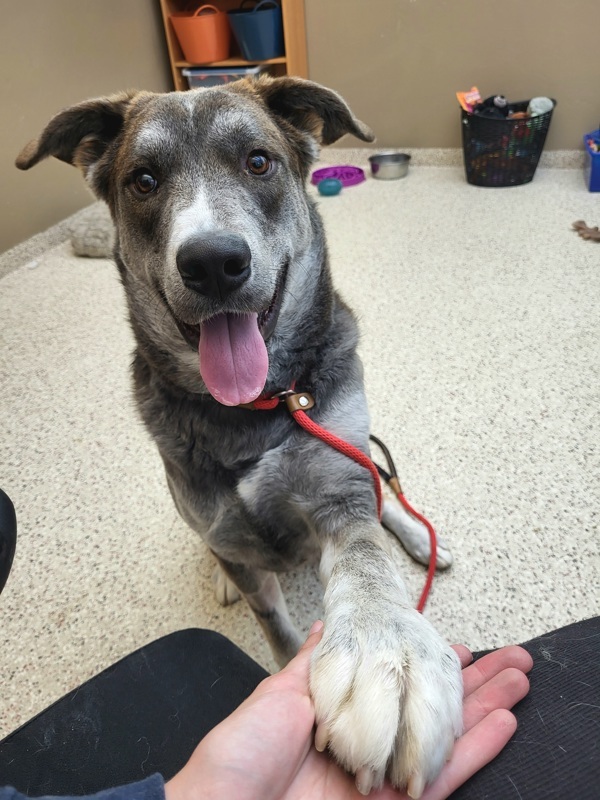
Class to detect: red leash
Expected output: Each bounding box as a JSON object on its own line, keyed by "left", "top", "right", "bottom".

{"left": 292, "top": 407, "right": 384, "bottom": 518}
{"left": 241, "top": 389, "right": 438, "bottom": 612}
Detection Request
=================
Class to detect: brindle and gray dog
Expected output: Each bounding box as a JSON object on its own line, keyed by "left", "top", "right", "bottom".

{"left": 17, "top": 76, "right": 462, "bottom": 797}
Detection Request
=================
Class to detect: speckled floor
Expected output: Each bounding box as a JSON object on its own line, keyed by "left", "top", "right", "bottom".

{"left": 1, "top": 158, "right": 599, "bottom": 740}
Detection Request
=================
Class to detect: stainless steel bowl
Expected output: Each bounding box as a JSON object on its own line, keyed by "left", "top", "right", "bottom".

{"left": 368, "top": 151, "right": 411, "bottom": 180}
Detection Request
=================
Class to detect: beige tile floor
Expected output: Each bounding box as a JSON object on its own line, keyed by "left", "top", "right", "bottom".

{"left": 1, "top": 156, "right": 599, "bottom": 740}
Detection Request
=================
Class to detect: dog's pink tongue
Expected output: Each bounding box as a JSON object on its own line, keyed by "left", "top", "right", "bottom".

{"left": 199, "top": 313, "right": 268, "bottom": 406}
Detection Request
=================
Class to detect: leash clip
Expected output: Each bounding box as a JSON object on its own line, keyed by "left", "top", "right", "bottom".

{"left": 270, "top": 389, "right": 297, "bottom": 401}
{"left": 270, "top": 388, "right": 315, "bottom": 412}
{"left": 238, "top": 388, "right": 314, "bottom": 412}
{"left": 284, "top": 391, "right": 315, "bottom": 413}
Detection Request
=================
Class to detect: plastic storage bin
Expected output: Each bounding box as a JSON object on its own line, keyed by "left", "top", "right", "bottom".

{"left": 461, "top": 100, "right": 556, "bottom": 187}
{"left": 583, "top": 130, "right": 600, "bottom": 192}
{"left": 182, "top": 64, "right": 265, "bottom": 89}
{"left": 170, "top": 4, "right": 230, "bottom": 64}
{"left": 228, "top": 1, "right": 284, "bottom": 61}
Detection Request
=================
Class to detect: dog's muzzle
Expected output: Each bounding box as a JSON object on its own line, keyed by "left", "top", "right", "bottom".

{"left": 168, "top": 237, "right": 289, "bottom": 407}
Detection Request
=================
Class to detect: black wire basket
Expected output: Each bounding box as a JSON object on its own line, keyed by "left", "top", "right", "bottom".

{"left": 461, "top": 100, "right": 556, "bottom": 187}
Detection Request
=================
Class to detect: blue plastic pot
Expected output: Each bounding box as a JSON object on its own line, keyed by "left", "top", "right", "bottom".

{"left": 228, "top": 0, "right": 284, "bottom": 62}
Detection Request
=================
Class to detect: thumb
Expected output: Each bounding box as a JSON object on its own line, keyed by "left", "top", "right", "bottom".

{"left": 280, "top": 619, "right": 324, "bottom": 683}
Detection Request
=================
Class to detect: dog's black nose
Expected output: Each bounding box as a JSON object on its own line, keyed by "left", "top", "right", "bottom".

{"left": 176, "top": 233, "right": 251, "bottom": 300}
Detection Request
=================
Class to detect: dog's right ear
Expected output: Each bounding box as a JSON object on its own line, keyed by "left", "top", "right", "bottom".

{"left": 16, "top": 91, "right": 138, "bottom": 198}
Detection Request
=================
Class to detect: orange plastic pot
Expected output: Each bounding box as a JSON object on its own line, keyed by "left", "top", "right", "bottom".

{"left": 170, "top": 4, "right": 231, "bottom": 64}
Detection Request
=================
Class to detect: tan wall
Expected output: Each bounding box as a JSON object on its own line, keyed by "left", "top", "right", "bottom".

{"left": 0, "top": 0, "right": 172, "bottom": 253}
{"left": 305, "top": 0, "right": 596, "bottom": 150}
{"left": 1, "top": 0, "right": 597, "bottom": 252}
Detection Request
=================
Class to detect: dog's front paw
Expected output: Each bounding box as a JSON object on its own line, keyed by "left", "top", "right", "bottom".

{"left": 310, "top": 609, "right": 463, "bottom": 797}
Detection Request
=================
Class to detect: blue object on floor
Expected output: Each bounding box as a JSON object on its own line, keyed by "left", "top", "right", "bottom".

{"left": 317, "top": 178, "right": 343, "bottom": 196}
{"left": 584, "top": 129, "right": 600, "bottom": 192}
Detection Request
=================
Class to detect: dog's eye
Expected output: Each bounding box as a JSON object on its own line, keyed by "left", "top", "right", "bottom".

{"left": 132, "top": 171, "right": 158, "bottom": 195}
{"left": 246, "top": 151, "right": 271, "bottom": 176}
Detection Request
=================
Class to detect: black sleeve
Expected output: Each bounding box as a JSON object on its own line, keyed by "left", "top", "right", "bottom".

{"left": 0, "top": 774, "right": 165, "bottom": 800}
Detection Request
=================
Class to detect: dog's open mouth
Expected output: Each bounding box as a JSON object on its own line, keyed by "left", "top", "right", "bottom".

{"left": 174, "top": 263, "right": 288, "bottom": 407}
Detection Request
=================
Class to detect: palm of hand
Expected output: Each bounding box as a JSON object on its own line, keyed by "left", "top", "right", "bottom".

{"left": 167, "top": 623, "right": 532, "bottom": 800}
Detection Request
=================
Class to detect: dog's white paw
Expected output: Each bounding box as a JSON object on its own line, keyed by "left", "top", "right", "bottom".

{"left": 212, "top": 564, "right": 241, "bottom": 606}
{"left": 310, "top": 608, "right": 463, "bottom": 796}
{"left": 382, "top": 498, "right": 453, "bottom": 569}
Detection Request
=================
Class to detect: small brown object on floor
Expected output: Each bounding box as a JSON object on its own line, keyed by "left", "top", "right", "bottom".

{"left": 572, "top": 220, "right": 600, "bottom": 241}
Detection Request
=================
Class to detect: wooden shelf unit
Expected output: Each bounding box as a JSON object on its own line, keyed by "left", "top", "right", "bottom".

{"left": 158, "top": 0, "right": 308, "bottom": 91}
{"left": 173, "top": 56, "right": 287, "bottom": 68}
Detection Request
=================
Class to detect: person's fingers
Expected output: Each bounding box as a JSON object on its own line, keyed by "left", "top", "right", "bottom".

{"left": 451, "top": 644, "right": 473, "bottom": 668}
{"left": 420, "top": 709, "right": 518, "bottom": 800}
{"left": 462, "top": 646, "right": 533, "bottom": 696}
{"left": 462, "top": 667, "right": 530, "bottom": 732}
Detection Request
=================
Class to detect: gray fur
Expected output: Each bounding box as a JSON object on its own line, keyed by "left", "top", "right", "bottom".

{"left": 16, "top": 77, "right": 462, "bottom": 794}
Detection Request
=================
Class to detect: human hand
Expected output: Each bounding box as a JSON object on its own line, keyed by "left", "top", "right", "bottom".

{"left": 165, "top": 621, "right": 533, "bottom": 800}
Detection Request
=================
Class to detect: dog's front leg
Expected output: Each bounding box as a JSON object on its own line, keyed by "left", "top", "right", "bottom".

{"left": 215, "top": 556, "right": 303, "bottom": 668}
{"left": 311, "top": 520, "right": 463, "bottom": 797}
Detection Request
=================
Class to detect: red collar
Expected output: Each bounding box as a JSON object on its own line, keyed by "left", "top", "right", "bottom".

{"left": 238, "top": 388, "right": 315, "bottom": 412}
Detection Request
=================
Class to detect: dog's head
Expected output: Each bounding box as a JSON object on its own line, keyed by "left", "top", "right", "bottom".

{"left": 16, "top": 77, "right": 373, "bottom": 405}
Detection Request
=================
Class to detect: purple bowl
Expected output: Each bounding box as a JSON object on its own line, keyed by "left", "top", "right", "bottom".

{"left": 311, "top": 165, "right": 366, "bottom": 187}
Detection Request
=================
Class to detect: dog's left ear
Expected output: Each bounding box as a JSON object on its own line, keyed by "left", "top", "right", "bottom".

{"left": 251, "top": 76, "right": 375, "bottom": 146}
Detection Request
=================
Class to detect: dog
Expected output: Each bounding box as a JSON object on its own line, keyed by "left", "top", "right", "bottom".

{"left": 17, "top": 76, "right": 462, "bottom": 797}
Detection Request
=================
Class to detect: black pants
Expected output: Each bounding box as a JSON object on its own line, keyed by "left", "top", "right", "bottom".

{"left": 0, "top": 618, "right": 598, "bottom": 799}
